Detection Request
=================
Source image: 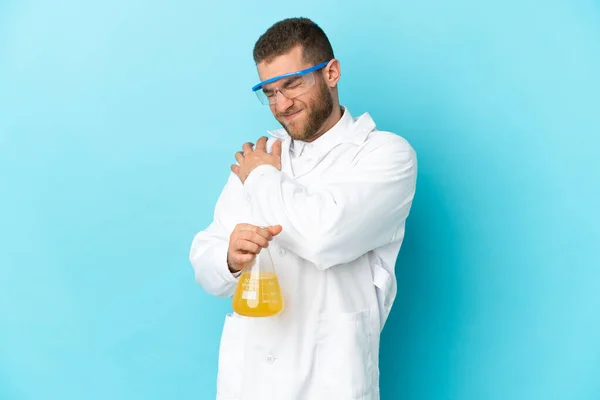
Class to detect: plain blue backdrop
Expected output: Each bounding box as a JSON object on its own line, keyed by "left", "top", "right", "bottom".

{"left": 1, "top": 1, "right": 599, "bottom": 399}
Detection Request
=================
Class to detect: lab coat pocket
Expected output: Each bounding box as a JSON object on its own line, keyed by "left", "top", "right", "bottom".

{"left": 216, "top": 313, "right": 247, "bottom": 400}
{"left": 316, "top": 309, "right": 374, "bottom": 399}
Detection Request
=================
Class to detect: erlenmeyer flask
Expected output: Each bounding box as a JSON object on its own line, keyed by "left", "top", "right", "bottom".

{"left": 232, "top": 246, "right": 284, "bottom": 317}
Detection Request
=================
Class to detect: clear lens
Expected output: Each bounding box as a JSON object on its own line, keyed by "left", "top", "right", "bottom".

{"left": 255, "top": 72, "right": 316, "bottom": 105}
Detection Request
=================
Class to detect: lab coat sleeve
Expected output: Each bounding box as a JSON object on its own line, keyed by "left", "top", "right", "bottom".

{"left": 243, "top": 137, "right": 417, "bottom": 270}
{"left": 189, "top": 177, "right": 240, "bottom": 298}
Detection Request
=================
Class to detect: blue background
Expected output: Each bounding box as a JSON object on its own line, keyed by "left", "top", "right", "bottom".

{"left": 1, "top": 1, "right": 599, "bottom": 399}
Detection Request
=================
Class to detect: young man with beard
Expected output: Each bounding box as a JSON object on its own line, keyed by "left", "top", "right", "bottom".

{"left": 189, "top": 17, "right": 417, "bottom": 400}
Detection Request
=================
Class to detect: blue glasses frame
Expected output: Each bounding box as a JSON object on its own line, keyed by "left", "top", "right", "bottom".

{"left": 251, "top": 60, "right": 331, "bottom": 92}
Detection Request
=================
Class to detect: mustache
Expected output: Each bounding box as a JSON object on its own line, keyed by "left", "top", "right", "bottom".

{"left": 277, "top": 109, "right": 303, "bottom": 118}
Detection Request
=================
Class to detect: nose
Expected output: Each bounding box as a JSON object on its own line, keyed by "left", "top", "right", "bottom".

{"left": 274, "top": 91, "right": 294, "bottom": 113}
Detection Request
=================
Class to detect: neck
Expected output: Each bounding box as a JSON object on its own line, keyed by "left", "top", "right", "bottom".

{"left": 305, "top": 105, "right": 343, "bottom": 143}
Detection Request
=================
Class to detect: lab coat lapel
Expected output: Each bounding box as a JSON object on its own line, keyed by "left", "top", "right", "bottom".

{"left": 281, "top": 138, "right": 293, "bottom": 176}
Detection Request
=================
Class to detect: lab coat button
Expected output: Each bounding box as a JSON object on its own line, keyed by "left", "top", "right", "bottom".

{"left": 266, "top": 355, "right": 275, "bottom": 363}
{"left": 278, "top": 248, "right": 286, "bottom": 257}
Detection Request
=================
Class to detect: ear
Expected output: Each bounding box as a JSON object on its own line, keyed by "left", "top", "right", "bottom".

{"left": 323, "top": 58, "right": 341, "bottom": 88}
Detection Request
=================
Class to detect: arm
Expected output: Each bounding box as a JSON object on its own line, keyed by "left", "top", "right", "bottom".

{"left": 189, "top": 174, "right": 281, "bottom": 297}
{"left": 243, "top": 138, "right": 417, "bottom": 270}
{"left": 189, "top": 177, "right": 239, "bottom": 298}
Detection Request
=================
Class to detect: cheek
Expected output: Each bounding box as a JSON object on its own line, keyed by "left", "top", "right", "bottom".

{"left": 304, "top": 89, "right": 324, "bottom": 109}
{"left": 293, "top": 95, "right": 312, "bottom": 112}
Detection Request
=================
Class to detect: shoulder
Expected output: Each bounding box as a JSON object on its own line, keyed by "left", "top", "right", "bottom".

{"left": 345, "top": 110, "right": 416, "bottom": 160}
{"left": 354, "top": 129, "right": 417, "bottom": 169}
{"left": 266, "top": 136, "right": 284, "bottom": 153}
{"left": 265, "top": 128, "right": 290, "bottom": 152}
{"left": 366, "top": 129, "right": 414, "bottom": 153}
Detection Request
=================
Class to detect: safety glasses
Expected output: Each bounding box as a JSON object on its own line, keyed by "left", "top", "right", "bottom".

{"left": 251, "top": 60, "right": 331, "bottom": 105}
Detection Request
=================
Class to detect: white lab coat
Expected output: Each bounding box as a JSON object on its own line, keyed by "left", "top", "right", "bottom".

{"left": 189, "top": 107, "right": 417, "bottom": 400}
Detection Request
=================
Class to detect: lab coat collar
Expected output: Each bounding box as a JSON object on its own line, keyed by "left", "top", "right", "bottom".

{"left": 267, "top": 107, "right": 376, "bottom": 178}
{"left": 267, "top": 106, "right": 376, "bottom": 154}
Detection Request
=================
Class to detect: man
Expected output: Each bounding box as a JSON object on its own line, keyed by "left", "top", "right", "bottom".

{"left": 189, "top": 17, "right": 417, "bottom": 400}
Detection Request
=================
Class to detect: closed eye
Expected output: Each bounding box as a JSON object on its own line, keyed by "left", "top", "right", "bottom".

{"left": 282, "top": 77, "right": 302, "bottom": 89}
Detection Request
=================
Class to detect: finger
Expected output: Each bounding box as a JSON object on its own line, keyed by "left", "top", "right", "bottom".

{"left": 271, "top": 139, "right": 282, "bottom": 158}
{"left": 234, "top": 223, "right": 253, "bottom": 232}
{"left": 239, "top": 231, "right": 270, "bottom": 248}
{"left": 242, "top": 142, "right": 254, "bottom": 156}
{"left": 235, "top": 224, "right": 273, "bottom": 240}
{"left": 267, "top": 225, "right": 283, "bottom": 236}
{"left": 235, "top": 239, "right": 261, "bottom": 254}
{"left": 248, "top": 225, "right": 275, "bottom": 240}
{"left": 234, "top": 151, "right": 244, "bottom": 164}
{"left": 231, "top": 252, "right": 256, "bottom": 265}
{"left": 255, "top": 136, "right": 268, "bottom": 152}
{"left": 239, "top": 227, "right": 273, "bottom": 243}
{"left": 234, "top": 223, "right": 261, "bottom": 235}
{"left": 231, "top": 164, "right": 241, "bottom": 177}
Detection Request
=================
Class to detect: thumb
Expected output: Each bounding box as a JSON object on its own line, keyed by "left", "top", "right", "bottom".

{"left": 267, "top": 225, "right": 283, "bottom": 236}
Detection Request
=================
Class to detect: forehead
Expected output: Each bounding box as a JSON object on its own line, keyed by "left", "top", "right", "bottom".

{"left": 257, "top": 45, "right": 311, "bottom": 82}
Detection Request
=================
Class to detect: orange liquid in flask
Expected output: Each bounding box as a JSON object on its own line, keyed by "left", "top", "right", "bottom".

{"left": 232, "top": 271, "right": 284, "bottom": 317}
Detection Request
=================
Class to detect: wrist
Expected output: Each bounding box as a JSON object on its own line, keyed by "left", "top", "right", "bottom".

{"left": 227, "top": 254, "right": 240, "bottom": 274}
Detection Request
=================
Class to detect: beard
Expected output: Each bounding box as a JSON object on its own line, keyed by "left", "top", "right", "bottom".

{"left": 276, "top": 82, "right": 334, "bottom": 141}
